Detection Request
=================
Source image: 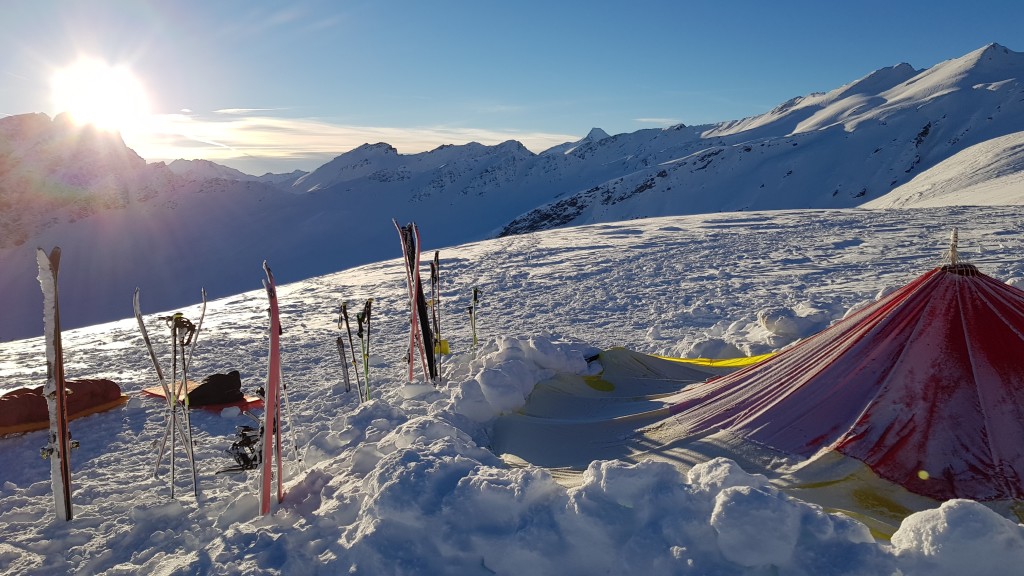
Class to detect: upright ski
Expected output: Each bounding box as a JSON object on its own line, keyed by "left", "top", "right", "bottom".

{"left": 37, "top": 247, "right": 74, "bottom": 521}
{"left": 260, "top": 261, "right": 284, "bottom": 515}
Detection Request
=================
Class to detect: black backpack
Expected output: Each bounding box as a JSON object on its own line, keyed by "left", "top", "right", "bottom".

{"left": 189, "top": 370, "right": 245, "bottom": 406}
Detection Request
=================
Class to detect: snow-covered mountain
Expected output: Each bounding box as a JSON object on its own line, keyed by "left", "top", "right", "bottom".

{"left": 167, "top": 158, "right": 309, "bottom": 189}
{"left": 501, "top": 43, "right": 1024, "bottom": 235}
{"left": 167, "top": 158, "right": 258, "bottom": 181}
{"left": 3, "top": 43, "right": 1024, "bottom": 340}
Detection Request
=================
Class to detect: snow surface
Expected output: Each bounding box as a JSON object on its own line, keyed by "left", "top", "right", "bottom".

{"left": 2, "top": 206, "right": 1024, "bottom": 575}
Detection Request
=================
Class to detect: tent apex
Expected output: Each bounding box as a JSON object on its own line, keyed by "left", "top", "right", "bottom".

{"left": 944, "top": 227, "right": 960, "bottom": 266}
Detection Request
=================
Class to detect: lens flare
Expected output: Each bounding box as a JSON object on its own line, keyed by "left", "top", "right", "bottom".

{"left": 50, "top": 57, "right": 150, "bottom": 134}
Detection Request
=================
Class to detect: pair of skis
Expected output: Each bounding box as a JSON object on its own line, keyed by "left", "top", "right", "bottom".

{"left": 213, "top": 262, "right": 292, "bottom": 516}
{"left": 37, "top": 247, "right": 76, "bottom": 521}
{"left": 393, "top": 220, "right": 439, "bottom": 384}
{"left": 134, "top": 287, "right": 206, "bottom": 499}
{"left": 260, "top": 261, "right": 287, "bottom": 515}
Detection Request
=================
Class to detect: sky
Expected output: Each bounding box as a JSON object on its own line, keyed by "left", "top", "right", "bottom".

{"left": 2, "top": 0, "right": 1024, "bottom": 175}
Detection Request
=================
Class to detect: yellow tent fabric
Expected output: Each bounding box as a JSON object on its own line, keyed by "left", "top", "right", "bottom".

{"left": 653, "top": 351, "right": 775, "bottom": 368}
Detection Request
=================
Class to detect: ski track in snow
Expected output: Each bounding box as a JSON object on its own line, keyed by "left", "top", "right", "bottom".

{"left": 2, "top": 206, "right": 1024, "bottom": 574}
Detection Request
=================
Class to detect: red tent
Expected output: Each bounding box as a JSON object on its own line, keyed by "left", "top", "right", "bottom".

{"left": 666, "top": 261, "right": 1024, "bottom": 502}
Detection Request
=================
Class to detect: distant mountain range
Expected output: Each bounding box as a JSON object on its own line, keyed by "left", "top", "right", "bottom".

{"left": 2, "top": 43, "right": 1023, "bottom": 340}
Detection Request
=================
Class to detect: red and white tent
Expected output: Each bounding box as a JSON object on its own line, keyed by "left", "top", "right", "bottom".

{"left": 666, "top": 258, "right": 1024, "bottom": 502}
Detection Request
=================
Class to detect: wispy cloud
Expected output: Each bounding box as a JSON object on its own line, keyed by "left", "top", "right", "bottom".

{"left": 634, "top": 117, "right": 681, "bottom": 126}
{"left": 214, "top": 108, "right": 287, "bottom": 115}
{"left": 123, "top": 112, "right": 579, "bottom": 171}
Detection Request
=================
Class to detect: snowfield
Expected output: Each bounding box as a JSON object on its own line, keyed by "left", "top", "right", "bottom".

{"left": 2, "top": 205, "right": 1024, "bottom": 575}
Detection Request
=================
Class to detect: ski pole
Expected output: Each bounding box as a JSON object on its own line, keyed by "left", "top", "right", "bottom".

{"left": 357, "top": 308, "right": 369, "bottom": 400}
{"left": 430, "top": 251, "right": 443, "bottom": 382}
{"left": 342, "top": 302, "right": 364, "bottom": 402}
{"left": 470, "top": 287, "right": 480, "bottom": 351}
{"left": 363, "top": 298, "right": 373, "bottom": 390}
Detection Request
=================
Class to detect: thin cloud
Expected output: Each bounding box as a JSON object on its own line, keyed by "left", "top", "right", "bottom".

{"left": 215, "top": 108, "right": 287, "bottom": 115}
{"left": 634, "top": 117, "right": 682, "bottom": 125}
{"left": 125, "top": 112, "right": 579, "bottom": 170}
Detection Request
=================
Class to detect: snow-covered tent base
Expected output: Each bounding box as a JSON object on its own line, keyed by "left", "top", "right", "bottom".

{"left": 491, "top": 307, "right": 1024, "bottom": 537}
{"left": 493, "top": 349, "right": 952, "bottom": 538}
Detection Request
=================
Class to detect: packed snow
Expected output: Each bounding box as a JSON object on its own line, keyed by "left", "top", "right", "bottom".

{"left": 2, "top": 206, "right": 1024, "bottom": 575}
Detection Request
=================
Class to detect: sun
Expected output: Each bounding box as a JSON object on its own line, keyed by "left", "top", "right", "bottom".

{"left": 50, "top": 57, "right": 150, "bottom": 134}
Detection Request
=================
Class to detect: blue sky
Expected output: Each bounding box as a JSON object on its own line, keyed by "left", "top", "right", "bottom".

{"left": 2, "top": 0, "right": 1023, "bottom": 174}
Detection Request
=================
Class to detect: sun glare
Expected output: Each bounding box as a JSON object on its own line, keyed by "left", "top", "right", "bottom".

{"left": 50, "top": 58, "right": 150, "bottom": 133}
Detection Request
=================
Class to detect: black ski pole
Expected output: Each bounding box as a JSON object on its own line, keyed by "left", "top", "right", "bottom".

{"left": 363, "top": 298, "right": 373, "bottom": 388}
{"left": 341, "top": 302, "right": 364, "bottom": 401}
{"left": 470, "top": 287, "right": 480, "bottom": 351}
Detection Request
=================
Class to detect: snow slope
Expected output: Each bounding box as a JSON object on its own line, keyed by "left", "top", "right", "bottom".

{"left": 862, "top": 131, "right": 1024, "bottom": 208}
{"left": 501, "top": 44, "right": 1024, "bottom": 234}
{"left": 1, "top": 206, "right": 1023, "bottom": 575}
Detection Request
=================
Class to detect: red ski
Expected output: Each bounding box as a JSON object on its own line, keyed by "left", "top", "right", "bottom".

{"left": 36, "top": 247, "right": 74, "bottom": 521}
{"left": 259, "top": 261, "right": 284, "bottom": 515}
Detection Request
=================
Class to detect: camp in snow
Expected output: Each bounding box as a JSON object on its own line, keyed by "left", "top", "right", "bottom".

{"left": 3, "top": 207, "right": 1024, "bottom": 575}
{"left": 2, "top": 7, "right": 1024, "bottom": 573}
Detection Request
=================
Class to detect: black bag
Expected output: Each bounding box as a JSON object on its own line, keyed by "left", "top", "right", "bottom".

{"left": 189, "top": 370, "right": 245, "bottom": 406}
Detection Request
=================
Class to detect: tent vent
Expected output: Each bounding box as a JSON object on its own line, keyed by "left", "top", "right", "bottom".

{"left": 941, "top": 263, "right": 980, "bottom": 276}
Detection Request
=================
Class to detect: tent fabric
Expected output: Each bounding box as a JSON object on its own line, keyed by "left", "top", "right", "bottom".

{"left": 0, "top": 379, "right": 127, "bottom": 435}
{"left": 665, "top": 264, "right": 1024, "bottom": 502}
{"left": 653, "top": 351, "right": 775, "bottom": 368}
